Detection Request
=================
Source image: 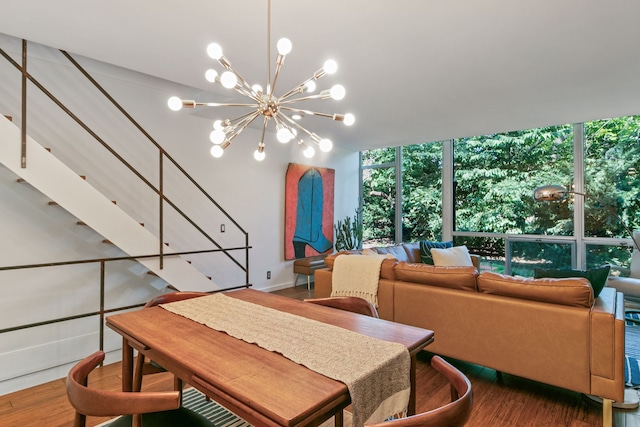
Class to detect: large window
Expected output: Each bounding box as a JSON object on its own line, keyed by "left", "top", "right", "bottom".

{"left": 360, "top": 115, "right": 640, "bottom": 275}
{"left": 361, "top": 148, "right": 397, "bottom": 247}
{"left": 454, "top": 125, "right": 574, "bottom": 236}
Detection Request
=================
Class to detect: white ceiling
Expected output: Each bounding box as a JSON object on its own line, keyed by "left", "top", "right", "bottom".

{"left": 2, "top": 0, "right": 640, "bottom": 152}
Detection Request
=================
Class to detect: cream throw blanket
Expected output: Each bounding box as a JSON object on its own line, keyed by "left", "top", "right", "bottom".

{"left": 161, "top": 293, "right": 410, "bottom": 427}
{"left": 331, "top": 254, "right": 387, "bottom": 307}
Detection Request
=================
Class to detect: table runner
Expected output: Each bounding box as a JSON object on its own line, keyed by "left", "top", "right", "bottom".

{"left": 160, "top": 293, "right": 410, "bottom": 427}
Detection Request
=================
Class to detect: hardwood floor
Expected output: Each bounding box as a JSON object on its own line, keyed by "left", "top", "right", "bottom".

{"left": 1, "top": 284, "right": 639, "bottom": 426}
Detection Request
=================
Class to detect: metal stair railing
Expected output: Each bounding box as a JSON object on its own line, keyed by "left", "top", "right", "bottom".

{"left": 0, "top": 39, "right": 250, "bottom": 285}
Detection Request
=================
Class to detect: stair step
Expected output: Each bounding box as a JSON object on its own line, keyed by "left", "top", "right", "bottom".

{"left": 78, "top": 221, "right": 144, "bottom": 227}
{"left": 19, "top": 174, "right": 85, "bottom": 184}
{"left": 103, "top": 239, "right": 167, "bottom": 245}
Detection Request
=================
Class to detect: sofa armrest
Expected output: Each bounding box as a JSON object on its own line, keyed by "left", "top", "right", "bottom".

{"left": 314, "top": 268, "right": 333, "bottom": 298}
{"left": 590, "top": 287, "right": 625, "bottom": 402}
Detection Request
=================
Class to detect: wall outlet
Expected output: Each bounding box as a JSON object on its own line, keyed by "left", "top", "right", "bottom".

{"left": 267, "top": 271, "right": 271, "bottom": 279}
{"left": 220, "top": 224, "right": 225, "bottom": 233}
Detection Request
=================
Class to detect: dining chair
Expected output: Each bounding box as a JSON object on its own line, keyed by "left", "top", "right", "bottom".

{"left": 66, "top": 350, "right": 212, "bottom": 427}
{"left": 304, "top": 296, "right": 379, "bottom": 318}
{"left": 365, "top": 355, "right": 473, "bottom": 427}
{"left": 133, "top": 292, "right": 210, "bottom": 394}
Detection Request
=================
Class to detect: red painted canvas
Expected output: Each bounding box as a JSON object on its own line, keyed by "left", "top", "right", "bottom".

{"left": 285, "top": 163, "right": 335, "bottom": 260}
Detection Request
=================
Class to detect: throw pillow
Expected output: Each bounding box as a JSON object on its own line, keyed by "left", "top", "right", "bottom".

{"left": 533, "top": 265, "right": 611, "bottom": 297}
{"left": 430, "top": 245, "right": 474, "bottom": 267}
{"left": 420, "top": 240, "right": 453, "bottom": 264}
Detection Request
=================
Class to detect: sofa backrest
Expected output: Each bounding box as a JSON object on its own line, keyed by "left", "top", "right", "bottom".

{"left": 395, "top": 261, "right": 478, "bottom": 291}
{"left": 477, "top": 271, "right": 594, "bottom": 308}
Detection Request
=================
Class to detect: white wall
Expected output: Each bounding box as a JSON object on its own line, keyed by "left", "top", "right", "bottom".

{"left": 0, "top": 33, "right": 360, "bottom": 394}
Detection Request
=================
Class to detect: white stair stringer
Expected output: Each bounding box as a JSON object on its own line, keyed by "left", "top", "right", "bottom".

{"left": 0, "top": 117, "right": 221, "bottom": 292}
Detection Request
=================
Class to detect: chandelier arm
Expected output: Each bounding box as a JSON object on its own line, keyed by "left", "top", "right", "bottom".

{"left": 231, "top": 111, "right": 262, "bottom": 139}
{"left": 224, "top": 109, "right": 264, "bottom": 127}
{"left": 269, "top": 54, "right": 285, "bottom": 97}
{"left": 276, "top": 112, "right": 320, "bottom": 143}
{"left": 279, "top": 93, "right": 331, "bottom": 105}
{"left": 223, "top": 111, "right": 262, "bottom": 143}
{"left": 259, "top": 116, "right": 269, "bottom": 149}
{"left": 279, "top": 106, "right": 346, "bottom": 121}
{"left": 194, "top": 102, "right": 259, "bottom": 108}
{"left": 215, "top": 58, "right": 262, "bottom": 101}
{"left": 573, "top": 191, "right": 640, "bottom": 252}
{"left": 229, "top": 71, "right": 262, "bottom": 101}
{"left": 279, "top": 69, "right": 327, "bottom": 101}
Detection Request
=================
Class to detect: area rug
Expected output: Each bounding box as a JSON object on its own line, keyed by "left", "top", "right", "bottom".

{"left": 98, "top": 387, "right": 252, "bottom": 427}
{"left": 625, "top": 312, "right": 640, "bottom": 387}
{"left": 98, "top": 387, "right": 351, "bottom": 427}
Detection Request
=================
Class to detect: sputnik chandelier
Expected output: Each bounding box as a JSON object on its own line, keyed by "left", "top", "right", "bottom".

{"left": 167, "top": 0, "right": 354, "bottom": 161}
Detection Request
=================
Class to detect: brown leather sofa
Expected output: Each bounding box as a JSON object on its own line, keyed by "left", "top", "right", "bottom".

{"left": 315, "top": 243, "right": 625, "bottom": 424}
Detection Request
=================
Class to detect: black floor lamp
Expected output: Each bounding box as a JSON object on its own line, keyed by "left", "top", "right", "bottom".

{"left": 533, "top": 184, "right": 640, "bottom": 252}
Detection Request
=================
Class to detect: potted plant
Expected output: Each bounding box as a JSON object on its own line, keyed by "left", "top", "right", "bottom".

{"left": 334, "top": 209, "right": 363, "bottom": 251}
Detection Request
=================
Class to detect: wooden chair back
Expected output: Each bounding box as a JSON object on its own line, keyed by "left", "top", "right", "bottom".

{"left": 366, "top": 355, "right": 473, "bottom": 427}
{"left": 66, "top": 351, "right": 180, "bottom": 427}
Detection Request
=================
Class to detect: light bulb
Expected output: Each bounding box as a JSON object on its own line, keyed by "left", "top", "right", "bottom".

{"left": 277, "top": 127, "right": 293, "bottom": 143}
{"left": 344, "top": 113, "right": 355, "bottom": 126}
{"left": 220, "top": 71, "right": 237, "bottom": 89}
{"left": 254, "top": 149, "right": 266, "bottom": 161}
{"left": 252, "top": 84, "right": 263, "bottom": 94}
{"left": 205, "top": 69, "right": 218, "bottom": 83}
{"left": 167, "top": 96, "right": 183, "bottom": 111}
{"left": 213, "top": 120, "right": 223, "bottom": 130}
{"left": 304, "top": 81, "right": 316, "bottom": 93}
{"left": 210, "top": 145, "right": 224, "bottom": 158}
{"left": 303, "top": 146, "right": 315, "bottom": 158}
{"left": 319, "top": 139, "right": 333, "bottom": 152}
{"left": 323, "top": 59, "right": 338, "bottom": 74}
{"left": 292, "top": 114, "right": 302, "bottom": 120}
{"left": 207, "top": 43, "right": 223, "bottom": 60}
{"left": 277, "top": 38, "right": 292, "bottom": 55}
{"left": 330, "top": 84, "right": 346, "bottom": 100}
{"left": 209, "top": 129, "right": 225, "bottom": 144}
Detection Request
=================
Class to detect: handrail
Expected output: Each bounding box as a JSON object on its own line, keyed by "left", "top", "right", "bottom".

{"left": 0, "top": 249, "right": 252, "bottom": 374}
{"left": 0, "top": 41, "right": 249, "bottom": 283}
{"left": 0, "top": 37, "right": 253, "bottom": 366}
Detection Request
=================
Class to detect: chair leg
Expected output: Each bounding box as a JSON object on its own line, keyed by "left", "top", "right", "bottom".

{"left": 133, "top": 353, "right": 145, "bottom": 392}
{"left": 174, "top": 376, "right": 183, "bottom": 401}
{"left": 602, "top": 398, "right": 612, "bottom": 427}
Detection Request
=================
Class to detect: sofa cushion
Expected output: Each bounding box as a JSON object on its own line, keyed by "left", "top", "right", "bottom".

{"left": 402, "top": 242, "right": 422, "bottom": 263}
{"left": 533, "top": 265, "right": 610, "bottom": 297}
{"left": 419, "top": 240, "right": 453, "bottom": 264}
{"left": 431, "top": 245, "right": 474, "bottom": 267}
{"left": 477, "top": 272, "right": 594, "bottom": 308}
{"left": 394, "top": 262, "right": 478, "bottom": 291}
{"left": 373, "top": 245, "right": 410, "bottom": 262}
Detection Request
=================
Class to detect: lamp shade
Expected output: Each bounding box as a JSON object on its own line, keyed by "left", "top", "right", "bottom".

{"left": 533, "top": 185, "right": 570, "bottom": 202}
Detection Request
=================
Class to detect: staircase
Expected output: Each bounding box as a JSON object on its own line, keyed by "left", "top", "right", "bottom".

{"left": 0, "top": 115, "right": 220, "bottom": 292}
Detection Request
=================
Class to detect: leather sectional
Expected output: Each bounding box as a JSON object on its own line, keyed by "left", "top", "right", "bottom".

{"left": 314, "top": 242, "right": 625, "bottom": 422}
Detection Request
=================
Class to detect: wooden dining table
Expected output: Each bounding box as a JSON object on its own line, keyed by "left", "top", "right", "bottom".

{"left": 106, "top": 289, "right": 434, "bottom": 427}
